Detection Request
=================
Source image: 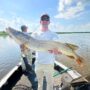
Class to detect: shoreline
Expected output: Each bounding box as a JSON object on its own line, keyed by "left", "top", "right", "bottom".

{"left": 0, "top": 31, "right": 90, "bottom": 36}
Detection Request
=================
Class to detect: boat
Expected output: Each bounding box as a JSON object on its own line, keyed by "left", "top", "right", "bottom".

{"left": 0, "top": 60, "right": 90, "bottom": 90}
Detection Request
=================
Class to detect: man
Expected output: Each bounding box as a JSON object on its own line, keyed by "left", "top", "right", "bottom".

{"left": 20, "top": 25, "right": 38, "bottom": 90}
{"left": 31, "top": 14, "right": 61, "bottom": 90}
{"left": 20, "top": 25, "right": 32, "bottom": 71}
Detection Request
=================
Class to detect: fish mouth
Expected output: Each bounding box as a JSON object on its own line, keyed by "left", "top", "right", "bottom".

{"left": 6, "top": 27, "right": 11, "bottom": 35}
{"left": 6, "top": 27, "right": 12, "bottom": 33}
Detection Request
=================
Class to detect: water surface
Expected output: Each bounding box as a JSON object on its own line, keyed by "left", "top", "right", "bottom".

{"left": 0, "top": 36, "right": 21, "bottom": 80}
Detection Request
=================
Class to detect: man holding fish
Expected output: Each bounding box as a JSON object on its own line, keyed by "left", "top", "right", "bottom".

{"left": 20, "top": 25, "right": 33, "bottom": 71}
{"left": 31, "top": 14, "right": 61, "bottom": 90}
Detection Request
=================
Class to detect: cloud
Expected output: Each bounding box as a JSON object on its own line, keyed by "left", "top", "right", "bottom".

{"left": 55, "top": 0, "right": 89, "bottom": 19}
{"left": 50, "top": 22, "right": 90, "bottom": 32}
{"left": 0, "top": 17, "right": 39, "bottom": 31}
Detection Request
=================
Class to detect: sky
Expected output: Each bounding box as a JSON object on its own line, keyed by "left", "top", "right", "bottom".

{"left": 0, "top": 0, "right": 90, "bottom": 32}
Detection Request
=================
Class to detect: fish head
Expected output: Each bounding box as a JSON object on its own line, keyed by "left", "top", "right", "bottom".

{"left": 6, "top": 27, "right": 29, "bottom": 45}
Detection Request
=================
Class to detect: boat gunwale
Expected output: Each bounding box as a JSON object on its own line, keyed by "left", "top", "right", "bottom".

{"left": 0, "top": 62, "right": 22, "bottom": 88}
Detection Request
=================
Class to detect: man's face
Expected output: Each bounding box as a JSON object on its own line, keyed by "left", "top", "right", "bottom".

{"left": 40, "top": 16, "right": 50, "bottom": 26}
{"left": 40, "top": 20, "right": 50, "bottom": 25}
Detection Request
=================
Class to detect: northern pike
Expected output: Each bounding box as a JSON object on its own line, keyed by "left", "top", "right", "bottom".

{"left": 6, "top": 27, "right": 84, "bottom": 67}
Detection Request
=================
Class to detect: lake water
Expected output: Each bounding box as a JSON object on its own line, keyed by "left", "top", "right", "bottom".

{"left": 0, "top": 36, "right": 21, "bottom": 80}
{"left": 0, "top": 33, "right": 90, "bottom": 80}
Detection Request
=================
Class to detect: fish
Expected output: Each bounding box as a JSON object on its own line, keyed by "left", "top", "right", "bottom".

{"left": 6, "top": 27, "right": 84, "bottom": 67}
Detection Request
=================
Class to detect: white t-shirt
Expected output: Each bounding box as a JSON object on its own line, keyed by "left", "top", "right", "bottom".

{"left": 31, "top": 30, "right": 59, "bottom": 64}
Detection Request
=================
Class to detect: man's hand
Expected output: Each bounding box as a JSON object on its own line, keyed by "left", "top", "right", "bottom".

{"left": 48, "top": 48, "right": 62, "bottom": 54}
{"left": 20, "top": 44, "right": 30, "bottom": 52}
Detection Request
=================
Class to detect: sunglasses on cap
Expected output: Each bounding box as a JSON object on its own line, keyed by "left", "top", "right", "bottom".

{"left": 41, "top": 17, "right": 49, "bottom": 21}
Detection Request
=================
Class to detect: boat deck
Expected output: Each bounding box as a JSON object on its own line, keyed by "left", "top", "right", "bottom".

{"left": 11, "top": 70, "right": 87, "bottom": 90}
{"left": 12, "top": 74, "right": 32, "bottom": 90}
{"left": 12, "top": 70, "right": 62, "bottom": 90}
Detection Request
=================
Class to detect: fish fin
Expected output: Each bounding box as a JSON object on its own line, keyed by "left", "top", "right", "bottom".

{"left": 65, "top": 43, "right": 79, "bottom": 50}
{"left": 67, "top": 54, "right": 84, "bottom": 67}
{"left": 76, "top": 56, "right": 84, "bottom": 67}
{"left": 67, "top": 55, "right": 75, "bottom": 59}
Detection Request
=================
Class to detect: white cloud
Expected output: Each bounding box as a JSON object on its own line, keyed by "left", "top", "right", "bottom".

{"left": 64, "top": 0, "right": 72, "bottom": 5}
{"left": 50, "top": 22, "right": 90, "bottom": 32}
{"left": 0, "top": 17, "right": 39, "bottom": 32}
{"left": 55, "top": 0, "right": 87, "bottom": 19}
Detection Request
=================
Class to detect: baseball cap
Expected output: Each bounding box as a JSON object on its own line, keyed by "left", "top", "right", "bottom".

{"left": 40, "top": 14, "right": 50, "bottom": 21}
